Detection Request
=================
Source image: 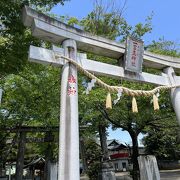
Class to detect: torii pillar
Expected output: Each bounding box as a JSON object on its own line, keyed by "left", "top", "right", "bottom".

{"left": 164, "top": 67, "right": 180, "bottom": 125}
{"left": 59, "top": 39, "right": 79, "bottom": 180}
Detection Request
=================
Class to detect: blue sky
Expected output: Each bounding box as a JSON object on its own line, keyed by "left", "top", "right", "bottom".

{"left": 52, "top": 0, "right": 180, "bottom": 45}
{"left": 51, "top": 0, "right": 180, "bottom": 144}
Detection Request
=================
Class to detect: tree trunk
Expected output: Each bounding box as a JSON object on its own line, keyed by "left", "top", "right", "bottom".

{"left": 15, "top": 131, "right": 26, "bottom": 180}
{"left": 130, "top": 132, "right": 139, "bottom": 180}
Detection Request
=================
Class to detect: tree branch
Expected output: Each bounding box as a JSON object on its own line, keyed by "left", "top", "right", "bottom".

{"left": 96, "top": 103, "right": 129, "bottom": 131}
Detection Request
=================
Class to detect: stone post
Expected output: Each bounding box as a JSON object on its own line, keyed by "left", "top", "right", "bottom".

{"left": 58, "top": 39, "right": 79, "bottom": 180}
{"left": 138, "top": 155, "right": 160, "bottom": 180}
{"left": 164, "top": 67, "right": 180, "bottom": 125}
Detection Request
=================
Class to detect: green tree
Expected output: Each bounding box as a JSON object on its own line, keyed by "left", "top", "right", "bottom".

{"left": 78, "top": 1, "right": 153, "bottom": 179}
{"left": 84, "top": 139, "right": 102, "bottom": 180}
{"left": 1, "top": 64, "right": 60, "bottom": 126}
{"left": 143, "top": 124, "right": 180, "bottom": 160}
{"left": 0, "top": 1, "right": 68, "bottom": 172}
{"left": 80, "top": 0, "right": 152, "bottom": 41}
{"left": 80, "top": 77, "right": 177, "bottom": 180}
{"left": 143, "top": 39, "right": 180, "bottom": 161}
{"left": 0, "top": 0, "right": 67, "bottom": 75}
{"left": 0, "top": 64, "right": 60, "bottom": 178}
{"left": 146, "top": 37, "right": 180, "bottom": 57}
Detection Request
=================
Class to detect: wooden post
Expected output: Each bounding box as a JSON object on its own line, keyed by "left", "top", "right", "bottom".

{"left": 59, "top": 39, "right": 79, "bottom": 180}
{"left": 15, "top": 131, "right": 26, "bottom": 180}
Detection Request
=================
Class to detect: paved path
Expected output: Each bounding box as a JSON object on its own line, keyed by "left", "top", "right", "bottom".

{"left": 160, "top": 169, "right": 180, "bottom": 180}
{"left": 116, "top": 170, "right": 180, "bottom": 180}
{"left": 80, "top": 169, "right": 180, "bottom": 180}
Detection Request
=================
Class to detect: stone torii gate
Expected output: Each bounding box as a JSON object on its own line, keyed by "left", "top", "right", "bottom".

{"left": 22, "top": 6, "right": 180, "bottom": 180}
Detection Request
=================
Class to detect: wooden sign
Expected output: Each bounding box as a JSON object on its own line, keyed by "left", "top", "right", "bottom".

{"left": 125, "top": 37, "right": 144, "bottom": 73}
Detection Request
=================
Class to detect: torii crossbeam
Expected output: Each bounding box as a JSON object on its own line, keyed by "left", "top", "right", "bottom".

{"left": 22, "top": 6, "right": 180, "bottom": 180}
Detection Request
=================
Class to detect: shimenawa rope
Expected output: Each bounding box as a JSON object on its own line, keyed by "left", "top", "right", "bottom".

{"left": 55, "top": 54, "right": 180, "bottom": 112}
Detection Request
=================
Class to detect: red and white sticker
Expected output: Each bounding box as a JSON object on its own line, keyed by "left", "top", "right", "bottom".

{"left": 67, "top": 75, "right": 77, "bottom": 95}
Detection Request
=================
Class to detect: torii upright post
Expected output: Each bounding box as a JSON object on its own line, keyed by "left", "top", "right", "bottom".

{"left": 59, "top": 39, "right": 79, "bottom": 180}
{"left": 164, "top": 67, "right": 180, "bottom": 125}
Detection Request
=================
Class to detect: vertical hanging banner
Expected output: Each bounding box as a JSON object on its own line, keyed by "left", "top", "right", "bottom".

{"left": 125, "top": 37, "right": 144, "bottom": 73}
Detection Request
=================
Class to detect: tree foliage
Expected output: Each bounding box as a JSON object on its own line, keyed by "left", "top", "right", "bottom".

{"left": 79, "top": 0, "right": 152, "bottom": 41}
{"left": 0, "top": 0, "right": 66, "bottom": 170}
{"left": 84, "top": 139, "right": 101, "bottom": 180}
{"left": 1, "top": 65, "right": 60, "bottom": 126}
{"left": 146, "top": 37, "right": 180, "bottom": 57}
{"left": 0, "top": 0, "right": 67, "bottom": 75}
{"left": 77, "top": 1, "right": 180, "bottom": 179}
{"left": 143, "top": 125, "right": 180, "bottom": 160}
{"left": 143, "top": 38, "right": 180, "bottom": 161}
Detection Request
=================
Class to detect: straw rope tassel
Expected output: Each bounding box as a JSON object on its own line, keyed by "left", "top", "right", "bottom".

{"left": 132, "top": 97, "right": 138, "bottom": 113}
{"left": 106, "top": 92, "right": 112, "bottom": 109}
{"left": 153, "top": 94, "right": 159, "bottom": 111}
